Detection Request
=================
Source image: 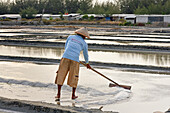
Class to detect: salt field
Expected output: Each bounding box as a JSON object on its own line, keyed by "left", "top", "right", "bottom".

{"left": 119, "top": 34, "right": 170, "bottom": 38}
{"left": 0, "top": 26, "right": 170, "bottom": 113}
{"left": 0, "top": 61, "right": 170, "bottom": 113}
{"left": 0, "top": 61, "right": 131, "bottom": 108}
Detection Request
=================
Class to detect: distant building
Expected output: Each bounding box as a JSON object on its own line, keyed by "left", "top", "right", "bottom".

{"left": 164, "top": 15, "right": 170, "bottom": 23}
{"left": 67, "top": 14, "right": 81, "bottom": 20}
{"left": 35, "top": 14, "right": 51, "bottom": 20}
{"left": 112, "top": 14, "right": 135, "bottom": 21}
{"left": 81, "top": 14, "right": 104, "bottom": 20}
{"left": 0, "top": 13, "right": 170, "bottom": 24}
{"left": 50, "top": 15, "right": 61, "bottom": 20}
{"left": 112, "top": 14, "right": 170, "bottom": 24}
{"left": 35, "top": 13, "right": 81, "bottom": 20}
{"left": 136, "top": 15, "right": 170, "bottom": 24}
{"left": 125, "top": 15, "right": 136, "bottom": 24}
{"left": 0, "top": 14, "right": 21, "bottom": 20}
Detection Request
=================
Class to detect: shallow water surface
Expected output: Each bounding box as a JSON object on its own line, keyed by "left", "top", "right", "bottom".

{"left": 0, "top": 45, "right": 170, "bottom": 67}
{"left": 91, "top": 36, "right": 170, "bottom": 42}
{"left": 0, "top": 33, "right": 33, "bottom": 36}
{"left": 31, "top": 37, "right": 170, "bottom": 47}
{"left": 119, "top": 34, "right": 170, "bottom": 38}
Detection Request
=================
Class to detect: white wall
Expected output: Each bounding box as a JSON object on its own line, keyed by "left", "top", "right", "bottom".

{"left": 164, "top": 16, "right": 170, "bottom": 23}
{"left": 136, "top": 16, "right": 148, "bottom": 23}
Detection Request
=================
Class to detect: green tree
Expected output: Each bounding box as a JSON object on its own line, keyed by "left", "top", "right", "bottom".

{"left": 119, "top": 0, "right": 139, "bottom": 14}
{"left": 45, "top": 0, "right": 64, "bottom": 14}
{"left": 34, "top": 0, "right": 47, "bottom": 14}
{"left": 20, "top": 7, "right": 38, "bottom": 19}
{"left": 92, "top": 2, "right": 105, "bottom": 14}
{"left": 9, "top": 0, "right": 39, "bottom": 14}
{"left": 10, "top": 0, "right": 25, "bottom": 13}
{"left": 147, "top": 3, "right": 163, "bottom": 14}
{"left": 0, "top": 2, "right": 8, "bottom": 14}
{"left": 139, "top": 0, "right": 156, "bottom": 8}
{"left": 135, "top": 6, "right": 148, "bottom": 14}
{"left": 65, "top": 0, "right": 79, "bottom": 13}
{"left": 89, "top": 15, "right": 94, "bottom": 21}
{"left": 92, "top": 1, "right": 120, "bottom": 15}
{"left": 76, "top": 9, "right": 83, "bottom": 14}
{"left": 163, "top": 0, "right": 170, "bottom": 14}
{"left": 79, "top": 0, "right": 92, "bottom": 14}
{"left": 103, "top": 1, "right": 120, "bottom": 16}
{"left": 119, "top": 0, "right": 169, "bottom": 14}
{"left": 82, "top": 14, "right": 88, "bottom": 20}
{"left": 59, "top": 12, "right": 64, "bottom": 20}
{"left": 1, "top": 0, "right": 169, "bottom": 15}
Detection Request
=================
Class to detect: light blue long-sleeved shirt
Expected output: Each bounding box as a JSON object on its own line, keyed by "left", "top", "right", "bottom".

{"left": 62, "top": 35, "right": 89, "bottom": 63}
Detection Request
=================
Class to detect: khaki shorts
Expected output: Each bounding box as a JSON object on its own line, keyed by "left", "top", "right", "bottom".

{"left": 55, "top": 58, "right": 80, "bottom": 88}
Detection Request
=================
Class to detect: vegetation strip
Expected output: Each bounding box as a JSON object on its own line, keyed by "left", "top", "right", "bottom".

{"left": 0, "top": 0, "right": 170, "bottom": 16}
{"left": 0, "top": 55, "right": 169, "bottom": 75}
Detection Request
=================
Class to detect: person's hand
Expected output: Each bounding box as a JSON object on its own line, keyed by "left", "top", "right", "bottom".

{"left": 86, "top": 63, "right": 91, "bottom": 69}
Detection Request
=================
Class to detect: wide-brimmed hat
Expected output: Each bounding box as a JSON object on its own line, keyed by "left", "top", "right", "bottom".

{"left": 75, "top": 27, "right": 90, "bottom": 39}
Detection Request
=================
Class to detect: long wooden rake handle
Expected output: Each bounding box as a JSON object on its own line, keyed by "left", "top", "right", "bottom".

{"left": 80, "top": 61, "right": 131, "bottom": 90}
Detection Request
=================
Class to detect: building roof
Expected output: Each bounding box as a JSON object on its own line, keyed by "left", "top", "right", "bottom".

{"left": 136, "top": 14, "right": 170, "bottom": 17}
{"left": 0, "top": 14, "right": 21, "bottom": 18}
{"left": 112, "top": 14, "right": 136, "bottom": 17}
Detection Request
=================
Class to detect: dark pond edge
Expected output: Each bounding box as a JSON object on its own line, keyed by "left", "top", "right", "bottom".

{"left": 0, "top": 55, "right": 169, "bottom": 75}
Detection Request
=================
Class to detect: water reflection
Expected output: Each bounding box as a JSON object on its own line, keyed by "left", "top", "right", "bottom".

{"left": 128, "top": 42, "right": 170, "bottom": 47}
{"left": 0, "top": 45, "right": 64, "bottom": 59}
{"left": 119, "top": 52, "right": 170, "bottom": 67}
{"left": 36, "top": 38, "right": 170, "bottom": 48}
{"left": 0, "top": 45, "right": 170, "bottom": 67}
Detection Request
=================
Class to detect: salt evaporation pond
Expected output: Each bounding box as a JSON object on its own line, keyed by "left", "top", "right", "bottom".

{"left": 0, "top": 28, "right": 62, "bottom": 33}
{"left": 0, "top": 33, "right": 33, "bottom": 36}
{"left": 0, "top": 61, "right": 170, "bottom": 113}
{"left": 0, "top": 45, "right": 170, "bottom": 67}
{"left": 28, "top": 38, "right": 170, "bottom": 47}
{"left": 27, "top": 34, "right": 170, "bottom": 47}
{"left": 0, "top": 61, "right": 131, "bottom": 109}
{"left": 119, "top": 34, "right": 170, "bottom": 38}
{"left": 91, "top": 36, "right": 170, "bottom": 42}
{"left": 1, "top": 27, "right": 170, "bottom": 113}
{"left": 0, "top": 29, "right": 24, "bottom": 32}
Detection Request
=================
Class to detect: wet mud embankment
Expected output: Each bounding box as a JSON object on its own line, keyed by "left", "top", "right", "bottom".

{"left": 0, "top": 96, "right": 115, "bottom": 113}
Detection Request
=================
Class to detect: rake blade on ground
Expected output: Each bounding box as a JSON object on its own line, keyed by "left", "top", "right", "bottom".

{"left": 109, "top": 83, "right": 132, "bottom": 90}
{"left": 79, "top": 61, "right": 132, "bottom": 90}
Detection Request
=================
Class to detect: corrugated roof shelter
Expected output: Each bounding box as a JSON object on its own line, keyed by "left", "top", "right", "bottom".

{"left": 136, "top": 15, "right": 170, "bottom": 23}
